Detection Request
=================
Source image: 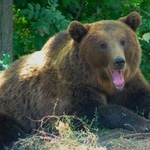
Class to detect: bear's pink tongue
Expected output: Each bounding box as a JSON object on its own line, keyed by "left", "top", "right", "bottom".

{"left": 110, "top": 70, "right": 124, "bottom": 90}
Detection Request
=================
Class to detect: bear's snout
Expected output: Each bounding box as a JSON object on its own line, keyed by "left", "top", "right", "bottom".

{"left": 113, "top": 56, "right": 125, "bottom": 69}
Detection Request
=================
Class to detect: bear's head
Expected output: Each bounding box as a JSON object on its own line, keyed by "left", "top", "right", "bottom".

{"left": 68, "top": 12, "right": 141, "bottom": 92}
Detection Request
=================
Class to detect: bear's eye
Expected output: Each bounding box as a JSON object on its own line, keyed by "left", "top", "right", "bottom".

{"left": 120, "top": 39, "right": 126, "bottom": 46}
{"left": 100, "top": 42, "right": 107, "bottom": 49}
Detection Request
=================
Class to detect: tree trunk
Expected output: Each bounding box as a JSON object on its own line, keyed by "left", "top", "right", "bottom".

{"left": 0, "top": 0, "right": 13, "bottom": 62}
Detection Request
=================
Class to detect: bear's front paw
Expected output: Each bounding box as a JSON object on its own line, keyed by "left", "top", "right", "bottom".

{"left": 148, "top": 113, "right": 150, "bottom": 120}
{"left": 124, "top": 120, "right": 150, "bottom": 133}
{"left": 144, "top": 107, "right": 150, "bottom": 119}
{"left": 140, "top": 121, "right": 150, "bottom": 133}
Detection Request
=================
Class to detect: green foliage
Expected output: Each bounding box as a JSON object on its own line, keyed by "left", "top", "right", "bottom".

{"left": 140, "top": 39, "right": 150, "bottom": 82}
{"left": 13, "top": 0, "right": 70, "bottom": 59}
{"left": 13, "top": 0, "right": 150, "bottom": 82}
{"left": 0, "top": 54, "right": 10, "bottom": 73}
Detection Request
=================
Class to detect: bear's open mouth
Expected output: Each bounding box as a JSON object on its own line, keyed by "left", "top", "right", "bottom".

{"left": 110, "top": 70, "right": 124, "bottom": 90}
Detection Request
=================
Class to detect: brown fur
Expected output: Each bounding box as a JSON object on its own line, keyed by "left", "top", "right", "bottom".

{"left": 1, "top": 12, "right": 150, "bottom": 148}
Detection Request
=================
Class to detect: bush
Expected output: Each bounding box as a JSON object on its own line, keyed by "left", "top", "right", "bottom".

{"left": 13, "top": 0, "right": 70, "bottom": 59}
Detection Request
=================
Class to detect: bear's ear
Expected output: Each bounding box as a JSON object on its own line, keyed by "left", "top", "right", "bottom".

{"left": 119, "top": 11, "right": 141, "bottom": 31}
{"left": 68, "top": 21, "right": 88, "bottom": 42}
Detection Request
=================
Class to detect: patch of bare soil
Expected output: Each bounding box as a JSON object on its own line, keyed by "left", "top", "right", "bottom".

{"left": 98, "top": 129, "right": 150, "bottom": 150}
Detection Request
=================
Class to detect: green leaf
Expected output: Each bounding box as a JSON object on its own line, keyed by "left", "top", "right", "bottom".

{"left": 96, "top": 7, "right": 101, "bottom": 15}
{"left": 143, "top": 32, "right": 150, "bottom": 42}
{"left": 51, "top": 6, "right": 56, "bottom": 11}
{"left": 20, "top": 9, "right": 29, "bottom": 15}
{"left": 60, "top": 19, "right": 69, "bottom": 30}
{"left": 27, "top": 3, "right": 34, "bottom": 10}
{"left": 34, "top": 11, "right": 39, "bottom": 20}
{"left": 35, "top": 3, "right": 41, "bottom": 11}
{"left": 46, "top": 12, "right": 54, "bottom": 22}
{"left": 47, "top": 0, "right": 52, "bottom": 5}
{"left": 28, "top": 11, "right": 34, "bottom": 19}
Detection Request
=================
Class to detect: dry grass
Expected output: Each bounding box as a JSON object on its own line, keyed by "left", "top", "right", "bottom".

{"left": 12, "top": 119, "right": 105, "bottom": 150}
{"left": 9, "top": 115, "right": 150, "bottom": 150}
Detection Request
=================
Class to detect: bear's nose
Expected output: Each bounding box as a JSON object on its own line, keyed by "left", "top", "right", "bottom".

{"left": 113, "top": 57, "right": 125, "bottom": 69}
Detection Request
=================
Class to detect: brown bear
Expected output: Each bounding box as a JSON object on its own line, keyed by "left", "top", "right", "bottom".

{"left": 1, "top": 11, "right": 150, "bottom": 148}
